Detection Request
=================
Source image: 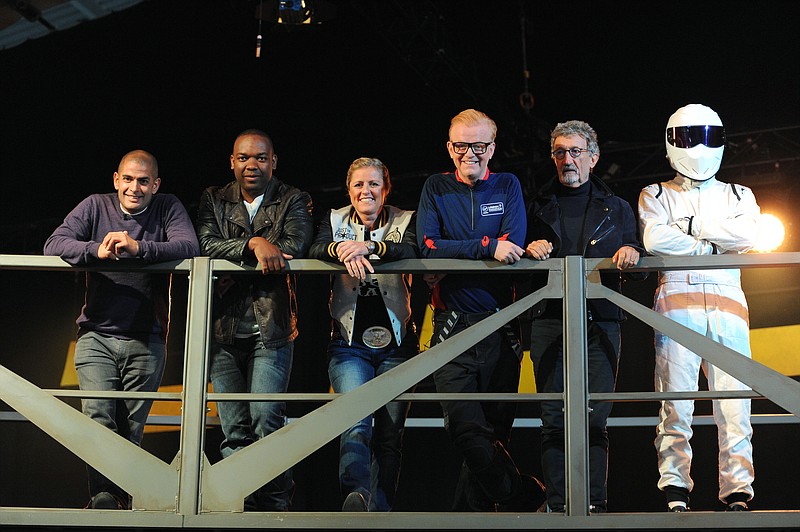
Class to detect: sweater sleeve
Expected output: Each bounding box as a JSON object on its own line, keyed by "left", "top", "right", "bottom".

{"left": 136, "top": 195, "right": 200, "bottom": 262}
{"left": 43, "top": 196, "right": 102, "bottom": 265}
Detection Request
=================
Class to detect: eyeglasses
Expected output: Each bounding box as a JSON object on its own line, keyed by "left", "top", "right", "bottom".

{"left": 667, "top": 125, "right": 726, "bottom": 148}
{"left": 552, "top": 147, "right": 593, "bottom": 160}
{"left": 450, "top": 141, "right": 493, "bottom": 155}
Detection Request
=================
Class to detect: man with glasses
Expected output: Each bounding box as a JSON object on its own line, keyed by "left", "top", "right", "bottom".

{"left": 638, "top": 104, "right": 760, "bottom": 512}
{"left": 417, "top": 109, "right": 545, "bottom": 512}
{"left": 524, "top": 120, "right": 643, "bottom": 513}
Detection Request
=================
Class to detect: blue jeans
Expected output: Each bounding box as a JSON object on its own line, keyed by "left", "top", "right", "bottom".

{"left": 209, "top": 336, "right": 294, "bottom": 511}
{"left": 74, "top": 330, "right": 166, "bottom": 500}
{"left": 529, "top": 318, "right": 620, "bottom": 511}
{"left": 327, "top": 331, "right": 418, "bottom": 511}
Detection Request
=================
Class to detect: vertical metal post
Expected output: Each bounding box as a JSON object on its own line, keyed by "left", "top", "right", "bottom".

{"left": 563, "top": 255, "right": 590, "bottom": 516}
{"left": 177, "top": 257, "right": 213, "bottom": 516}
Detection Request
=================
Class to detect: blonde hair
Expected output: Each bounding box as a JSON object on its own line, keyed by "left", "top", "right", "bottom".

{"left": 449, "top": 109, "right": 497, "bottom": 141}
{"left": 345, "top": 157, "right": 391, "bottom": 196}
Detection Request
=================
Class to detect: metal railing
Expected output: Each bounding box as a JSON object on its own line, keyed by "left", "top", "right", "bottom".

{"left": 0, "top": 253, "right": 797, "bottom": 529}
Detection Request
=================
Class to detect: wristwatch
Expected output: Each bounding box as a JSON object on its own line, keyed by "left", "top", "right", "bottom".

{"left": 364, "top": 240, "right": 376, "bottom": 254}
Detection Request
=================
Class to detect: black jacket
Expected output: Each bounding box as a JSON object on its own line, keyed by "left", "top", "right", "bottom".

{"left": 196, "top": 178, "right": 313, "bottom": 346}
{"left": 526, "top": 175, "right": 644, "bottom": 322}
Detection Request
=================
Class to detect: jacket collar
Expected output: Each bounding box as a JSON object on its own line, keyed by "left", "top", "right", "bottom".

{"left": 536, "top": 173, "right": 613, "bottom": 200}
{"left": 348, "top": 206, "right": 388, "bottom": 228}
{"left": 219, "top": 177, "right": 282, "bottom": 205}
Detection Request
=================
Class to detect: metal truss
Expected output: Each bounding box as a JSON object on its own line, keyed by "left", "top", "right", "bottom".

{"left": 0, "top": 253, "right": 798, "bottom": 529}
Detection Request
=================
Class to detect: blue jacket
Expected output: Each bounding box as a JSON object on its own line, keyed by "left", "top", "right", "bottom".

{"left": 526, "top": 175, "right": 644, "bottom": 321}
{"left": 417, "top": 171, "right": 526, "bottom": 313}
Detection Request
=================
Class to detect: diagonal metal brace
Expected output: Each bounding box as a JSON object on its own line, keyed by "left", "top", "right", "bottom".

{"left": 0, "top": 365, "right": 178, "bottom": 510}
{"left": 588, "top": 281, "right": 800, "bottom": 416}
{"left": 200, "top": 276, "right": 563, "bottom": 511}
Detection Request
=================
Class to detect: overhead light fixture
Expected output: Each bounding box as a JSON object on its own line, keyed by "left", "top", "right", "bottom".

{"left": 277, "top": 0, "right": 311, "bottom": 24}
{"left": 253, "top": 0, "right": 335, "bottom": 26}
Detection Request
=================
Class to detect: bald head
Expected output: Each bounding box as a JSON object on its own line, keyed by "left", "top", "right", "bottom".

{"left": 114, "top": 149, "right": 160, "bottom": 214}
{"left": 119, "top": 150, "right": 158, "bottom": 178}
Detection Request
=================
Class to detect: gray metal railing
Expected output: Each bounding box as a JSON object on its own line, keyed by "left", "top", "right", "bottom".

{"left": 0, "top": 253, "right": 797, "bottom": 529}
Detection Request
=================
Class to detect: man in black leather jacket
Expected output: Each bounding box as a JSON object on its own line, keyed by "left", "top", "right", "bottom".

{"left": 195, "top": 128, "right": 313, "bottom": 511}
{"left": 524, "top": 120, "right": 644, "bottom": 514}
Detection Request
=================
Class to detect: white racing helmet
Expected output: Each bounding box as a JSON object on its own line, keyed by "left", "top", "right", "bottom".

{"left": 665, "top": 104, "right": 725, "bottom": 181}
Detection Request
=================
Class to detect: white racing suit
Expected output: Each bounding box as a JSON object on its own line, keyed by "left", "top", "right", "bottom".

{"left": 638, "top": 174, "right": 760, "bottom": 502}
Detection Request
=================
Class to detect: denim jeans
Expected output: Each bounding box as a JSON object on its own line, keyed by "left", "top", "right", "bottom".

{"left": 209, "top": 336, "right": 294, "bottom": 511}
{"left": 74, "top": 330, "right": 166, "bottom": 500}
{"left": 327, "top": 331, "right": 418, "bottom": 511}
{"left": 529, "top": 318, "right": 620, "bottom": 511}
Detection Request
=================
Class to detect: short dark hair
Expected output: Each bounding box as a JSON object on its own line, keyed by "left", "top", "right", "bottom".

{"left": 235, "top": 128, "right": 273, "bottom": 151}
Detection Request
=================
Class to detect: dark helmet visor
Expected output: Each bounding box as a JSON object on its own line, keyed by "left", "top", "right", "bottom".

{"left": 667, "top": 125, "right": 726, "bottom": 148}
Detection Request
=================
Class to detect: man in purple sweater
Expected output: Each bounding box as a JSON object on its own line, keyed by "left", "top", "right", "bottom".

{"left": 44, "top": 149, "right": 199, "bottom": 509}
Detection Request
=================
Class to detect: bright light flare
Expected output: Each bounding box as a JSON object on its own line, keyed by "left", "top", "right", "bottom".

{"left": 753, "top": 213, "right": 785, "bottom": 252}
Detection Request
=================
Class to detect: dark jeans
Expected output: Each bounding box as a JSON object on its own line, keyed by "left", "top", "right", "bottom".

{"left": 74, "top": 330, "right": 166, "bottom": 503}
{"left": 431, "top": 310, "right": 522, "bottom": 506}
{"left": 530, "top": 318, "right": 620, "bottom": 511}
{"left": 327, "top": 331, "right": 418, "bottom": 511}
{"left": 209, "top": 336, "right": 294, "bottom": 511}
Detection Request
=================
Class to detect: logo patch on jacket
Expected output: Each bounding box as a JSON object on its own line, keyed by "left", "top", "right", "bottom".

{"left": 334, "top": 227, "right": 356, "bottom": 240}
{"left": 384, "top": 227, "right": 402, "bottom": 243}
{"left": 480, "top": 202, "right": 504, "bottom": 216}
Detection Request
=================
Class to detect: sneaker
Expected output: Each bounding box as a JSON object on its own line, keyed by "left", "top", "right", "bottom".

{"left": 726, "top": 501, "right": 749, "bottom": 511}
{"left": 724, "top": 492, "right": 750, "bottom": 511}
{"left": 89, "top": 491, "right": 125, "bottom": 510}
{"left": 664, "top": 485, "right": 690, "bottom": 513}
{"left": 342, "top": 491, "right": 368, "bottom": 512}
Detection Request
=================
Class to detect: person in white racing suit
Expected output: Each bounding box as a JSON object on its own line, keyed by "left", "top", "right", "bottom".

{"left": 638, "top": 103, "right": 760, "bottom": 512}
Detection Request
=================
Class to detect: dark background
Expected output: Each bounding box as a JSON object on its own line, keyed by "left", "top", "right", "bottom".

{"left": 0, "top": 0, "right": 798, "bottom": 514}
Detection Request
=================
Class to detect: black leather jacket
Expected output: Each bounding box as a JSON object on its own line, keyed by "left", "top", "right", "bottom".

{"left": 526, "top": 175, "right": 645, "bottom": 322}
{"left": 196, "top": 178, "right": 313, "bottom": 346}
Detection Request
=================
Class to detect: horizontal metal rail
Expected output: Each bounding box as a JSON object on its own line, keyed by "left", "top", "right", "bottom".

{"left": 0, "top": 253, "right": 797, "bottom": 530}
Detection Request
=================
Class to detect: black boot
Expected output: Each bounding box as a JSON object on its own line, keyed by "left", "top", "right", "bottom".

{"left": 470, "top": 441, "right": 546, "bottom": 512}
{"left": 496, "top": 474, "right": 546, "bottom": 512}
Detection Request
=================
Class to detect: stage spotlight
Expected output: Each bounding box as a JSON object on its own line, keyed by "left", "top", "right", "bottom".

{"left": 252, "top": 0, "right": 334, "bottom": 25}
{"left": 753, "top": 213, "right": 785, "bottom": 252}
{"left": 278, "top": 0, "right": 310, "bottom": 24}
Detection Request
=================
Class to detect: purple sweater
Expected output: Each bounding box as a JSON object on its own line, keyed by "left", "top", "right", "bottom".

{"left": 44, "top": 193, "right": 200, "bottom": 341}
